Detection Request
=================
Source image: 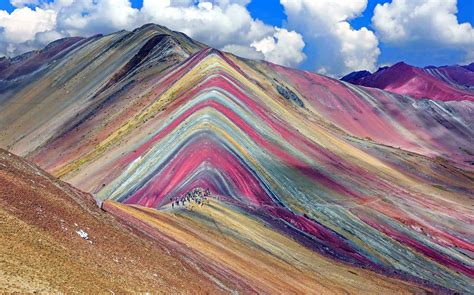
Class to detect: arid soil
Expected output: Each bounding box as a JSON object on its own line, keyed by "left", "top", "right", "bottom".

{"left": 0, "top": 148, "right": 230, "bottom": 293}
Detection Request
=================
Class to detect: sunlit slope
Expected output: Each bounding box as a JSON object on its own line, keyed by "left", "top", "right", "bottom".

{"left": 105, "top": 199, "right": 433, "bottom": 294}
{"left": 0, "top": 24, "right": 203, "bottom": 156}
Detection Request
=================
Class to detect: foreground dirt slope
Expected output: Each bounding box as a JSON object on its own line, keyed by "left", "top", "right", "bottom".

{"left": 0, "top": 148, "right": 230, "bottom": 293}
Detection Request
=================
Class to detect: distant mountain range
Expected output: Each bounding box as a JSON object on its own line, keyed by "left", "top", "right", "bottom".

{"left": 341, "top": 62, "right": 474, "bottom": 101}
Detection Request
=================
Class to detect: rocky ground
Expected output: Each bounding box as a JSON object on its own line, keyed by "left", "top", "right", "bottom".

{"left": 0, "top": 148, "right": 229, "bottom": 293}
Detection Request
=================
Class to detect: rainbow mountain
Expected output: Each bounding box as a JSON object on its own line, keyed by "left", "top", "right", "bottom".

{"left": 1, "top": 24, "right": 473, "bottom": 293}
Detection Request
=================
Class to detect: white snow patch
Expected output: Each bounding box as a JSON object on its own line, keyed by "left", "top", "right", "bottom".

{"left": 76, "top": 229, "right": 89, "bottom": 240}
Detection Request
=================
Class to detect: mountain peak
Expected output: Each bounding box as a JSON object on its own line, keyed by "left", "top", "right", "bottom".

{"left": 391, "top": 61, "right": 412, "bottom": 69}
{"left": 463, "top": 62, "right": 474, "bottom": 72}
{"left": 131, "top": 23, "right": 174, "bottom": 37}
{"left": 340, "top": 70, "right": 371, "bottom": 82}
{"left": 341, "top": 61, "right": 474, "bottom": 101}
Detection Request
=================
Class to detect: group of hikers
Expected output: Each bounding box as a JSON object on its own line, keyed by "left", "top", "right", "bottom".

{"left": 170, "top": 187, "right": 211, "bottom": 210}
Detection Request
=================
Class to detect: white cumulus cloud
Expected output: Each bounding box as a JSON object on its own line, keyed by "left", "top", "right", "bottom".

{"left": 0, "top": 6, "right": 56, "bottom": 56}
{"left": 10, "top": 0, "right": 39, "bottom": 7}
{"left": 280, "top": 0, "right": 380, "bottom": 76}
{"left": 221, "top": 44, "right": 264, "bottom": 60}
{"left": 251, "top": 28, "right": 306, "bottom": 67}
{"left": 372, "top": 0, "right": 474, "bottom": 61}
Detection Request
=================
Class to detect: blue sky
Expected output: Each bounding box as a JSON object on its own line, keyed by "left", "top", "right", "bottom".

{"left": 0, "top": 0, "right": 473, "bottom": 76}
{"left": 2, "top": 0, "right": 470, "bottom": 26}
{"left": 247, "top": 0, "right": 474, "bottom": 70}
